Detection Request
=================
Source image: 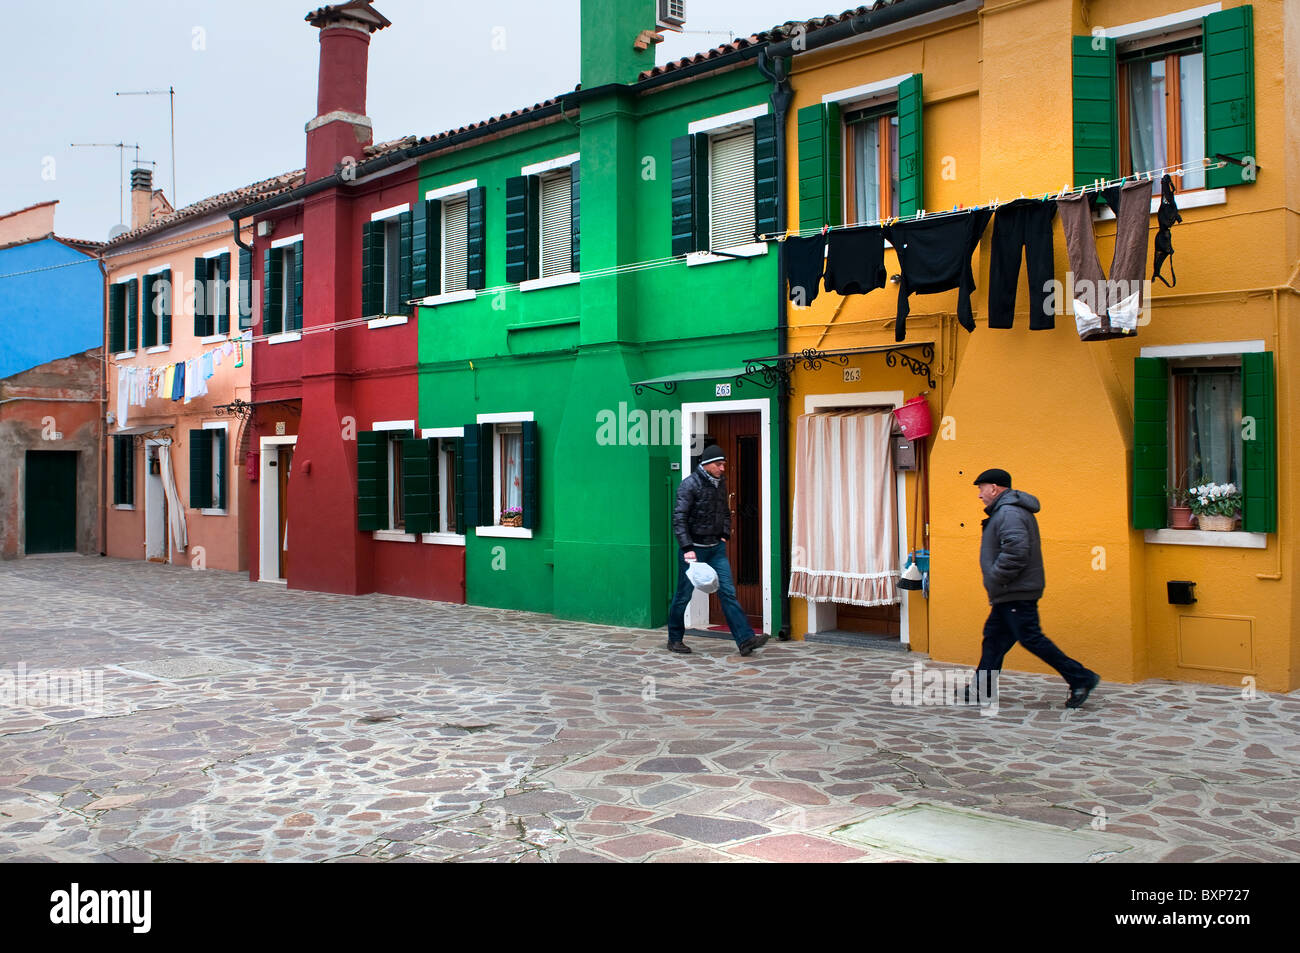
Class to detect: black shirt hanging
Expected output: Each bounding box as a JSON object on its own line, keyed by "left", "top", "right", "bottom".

{"left": 884, "top": 210, "right": 993, "bottom": 341}
{"left": 823, "top": 225, "right": 887, "bottom": 297}
{"left": 784, "top": 234, "right": 827, "bottom": 306}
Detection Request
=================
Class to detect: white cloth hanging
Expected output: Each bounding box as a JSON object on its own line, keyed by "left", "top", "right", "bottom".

{"left": 156, "top": 438, "right": 188, "bottom": 552}
{"left": 116, "top": 368, "right": 130, "bottom": 427}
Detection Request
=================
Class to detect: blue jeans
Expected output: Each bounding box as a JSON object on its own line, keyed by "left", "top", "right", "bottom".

{"left": 667, "top": 542, "right": 755, "bottom": 648}
{"left": 977, "top": 600, "right": 1095, "bottom": 689}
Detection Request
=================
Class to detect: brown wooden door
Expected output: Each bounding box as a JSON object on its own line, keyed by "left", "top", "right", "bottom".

{"left": 277, "top": 445, "right": 293, "bottom": 579}
{"left": 702, "top": 412, "right": 763, "bottom": 630}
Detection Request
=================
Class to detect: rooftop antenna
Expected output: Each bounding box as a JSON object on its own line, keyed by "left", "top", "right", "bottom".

{"left": 116, "top": 86, "right": 176, "bottom": 205}
{"left": 69, "top": 141, "right": 142, "bottom": 227}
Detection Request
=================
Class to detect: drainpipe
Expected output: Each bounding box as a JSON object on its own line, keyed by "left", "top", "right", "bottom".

{"left": 757, "top": 47, "right": 793, "bottom": 641}
{"left": 97, "top": 254, "right": 108, "bottom": 557}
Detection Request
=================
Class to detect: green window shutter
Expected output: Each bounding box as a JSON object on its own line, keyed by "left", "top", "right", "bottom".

{"left": 505, "top": 175, "right": 531, "bottom": 283}
{"left": 753, "top": 113, "right": 778, "bottom": 242}
{"left": 160, "top": 268, "right": 173, "bottom": 345}
{"left": 691, "top": 133, "right": 710, "bottom": 251}
{"left": 402, "top": 437, "right": 438, "bottom": 534}
{"left": 824, "top": 102, "right": 842, "bottom": 226}
{"left": 670, "top": 134, "right": 696, "bottom": 255}
{"left": 1072, "top": 35, "right": 1118, "bottom": 188}
{"left": 797, "top": 104, "right": 827, "bottom": 233}
{"left": 521, "top": 420, "right": 540, "bottom": 531}
{"left": 361, "top": 221, "right": 381, "bottom": 316}
{"left": 897, "top": 74, "right": 925, "bottom": 216}
{"left": 399, "top": 211, "right": 413, "bottom": 308}
{"left": 1203, "top": 5, "right": 1256, "bottom": 189}
{"left": 141, "top": 274, "right": 156, "bottom": 349}
{"left": 189, "top": 429, "right": 213, "bottom": 509}
{"left": 238, "top": 247, "right": 252, "bottom": 330}
{"left": 411, "top": 198, "right": 431, "bottom": 299}
{"left": 467, "top": 187, "right": 486, "bottom": 290}
{"left": 108, "top": 283, "right": 125, "bottom": 354}
{"left": 1241, "top": 350, "right": 1276, "bottom": 532}
{"left": 126, "top": 278, "right": 139, "bottom": 351}
{"left": 216, "top": 254, "right": 230, "bottom": 335}
{"left": 461, "top": 423, "right": 481, "bottom": 527}
{"left": 262, "top": 248, "right": 282, "bottom": 335}
{"left": 452, "top": 437, "right": 465, "bottom": 532}
{"left": 570, "top": 163, "right": 581, "bottom": 274}
{"left": 193, "top": 257, "right": 210, "bottom": 337}
{"left": 356, "top": 430, "right": 387, "bottom": 532}
{"left": 1132, "top": 357, "right": 1169, "bottom": 529}
{"left": 292, "top": 241, "right": 304, "bottom": 331}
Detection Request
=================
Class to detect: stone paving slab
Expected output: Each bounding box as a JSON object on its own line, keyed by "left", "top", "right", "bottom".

{"left": 2, "top": 555, "right": 1300, "bottom": 863}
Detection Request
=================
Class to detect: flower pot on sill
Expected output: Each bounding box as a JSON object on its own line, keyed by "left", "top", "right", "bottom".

{"left": 500, "top": 515, "right": 523, "bottom": 527}
{"left": 1169, "top": 506, "right": 1195, "bottom": 529}
{"left": 1195, "top": 513, "right": 1238, "bottom": 532}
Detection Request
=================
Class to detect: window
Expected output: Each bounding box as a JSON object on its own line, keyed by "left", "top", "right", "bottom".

{"left": 1119, "top": 38, "right": 1206, "bottom": 191}
{"left": 461, "top": 417, "right": 539, "bottom": 534}
{"left": 262, "top": 238, "right": 303, "bottom": 335}
{"left": 387, "top": 432, "right": 405, "bottom": 531}
{"left": 1171, "top": 360, "right": 1241, "bottom": 489}
{"left": 113, "top": 435, "right": 135, "bottom": 506}
{"left": 356, "top": 424, "right": 420, "bottom": 536}
{"left": 708, "top": 129, "right": 755, "bottom": 250}
{"left": 412, "top": 183, "right": 486, "bottom": 301}
{"left": 362, "top": 209, "right": 411, "bottom": 317}
{"left": 189, "top": 426, "right": 227, "bottom": 512}
{"left": 672, "top": 110, "right": 775, "bottom": 256}
{"left": 495, "top": 423, "right": 523, "bottom": 523}
{"left": 506, "top": 157, "right": 579, "bottom": 284}
{"left": 141, "top": 270, "right": 172, "bottom": 348}
{"left": 439, "top": 438, "right": 459, "bottom": 534}
{"left": 844, "top": 105, "right": 900, "bottom": 224}
{"left": 442, "top": 197, "right": 469, "bottom": 292}
{"left": 108, "top": 279, "right": 137, "bottom": 355}
{"left": 194, "top": 253, "right": 231, "bottom": 338}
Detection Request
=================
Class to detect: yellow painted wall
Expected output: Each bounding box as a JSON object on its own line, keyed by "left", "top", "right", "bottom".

{"left": 785, "top": 0, "right": 1300, "bottom": 690}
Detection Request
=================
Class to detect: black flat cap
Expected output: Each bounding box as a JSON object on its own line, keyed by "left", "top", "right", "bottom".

{"left": 972, "top": 468, "right": 1012, "bottom": 488}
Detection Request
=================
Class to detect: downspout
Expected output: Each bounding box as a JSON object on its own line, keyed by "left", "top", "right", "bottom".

{"left": 757, "top": 47, "right": 793, "bottom": 640}
{"left": 97, "top": 254, "right": 108, "bottom": 557}
{"left": 230, "top": 217, "right": 255, "bottom": 577}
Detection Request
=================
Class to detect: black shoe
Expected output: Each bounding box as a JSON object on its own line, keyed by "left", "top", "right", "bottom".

{"left": 737, "top": 634, "right": 770, "bottom": 657}
{"left": 667, "top": 640, "right": 692, "bottom": 654}
{"left": 1065, "top": 672, "right": 1100, "bottom": 709}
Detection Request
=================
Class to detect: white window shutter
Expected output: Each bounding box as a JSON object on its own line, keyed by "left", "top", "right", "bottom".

{"left": 443, "top": 198, "right": 469, "bottom": 293}
{"left": 539, "top": 171, "right": 572, "bottom": 278}
{"left": 709, "top": 129, "right": 755, "bottom": 250}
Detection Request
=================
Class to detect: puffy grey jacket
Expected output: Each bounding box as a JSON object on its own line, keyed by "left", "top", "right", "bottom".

{"left": 979, "top": 489, "right": 1046, "bottom": 604}
{"left": 673, "top": 467, "right": 731, "bottom": 550}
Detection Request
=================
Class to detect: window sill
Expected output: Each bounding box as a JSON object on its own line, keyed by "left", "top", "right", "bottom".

{"left": 112, "top": 504, "right": 135, "bottom": 511}
{"left": 519, "top": 273, "right": 579, "bottom": 293}
{"left": 146, "top": 345, "right": 170, "bottom": 354}
{"left": 115, "top": 351, "right": 136, "bottom": 360}
{"left": 373, "top": 529, "right": 418, "bottom": 543}
{"left": 267, "top": 332, "right": 302, "bottom": 346}
{"left": 366, "top": 315, "right": 409, "bottom": 330}
{"left": 686, "top": 243, "right": 769, "bottom": 267}
{"left": 1144, "top": 529, "right": 1267, "bottom": 549}
{"left": 199, "top": 334, "right": 227, "bottom": 345}
{"left": 475, "top": 525, "right": 534, "bottom": 539}
{"left": 419, "top": 290, "right": 477, "bottom": 307}
{"left": 1095, "top": 188, "right": 1226, "bottom": 221}
{"left": 421, "top": 532, "right": 467, "bottom": 546}
{"left": 200, "top": 508, "right": 228, "bottom": 517}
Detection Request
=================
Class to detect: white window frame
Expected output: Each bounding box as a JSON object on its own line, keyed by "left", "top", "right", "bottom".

{"left": 681, "top": 106, "right": 771, "bottom": 266}
{"left": 518, "top": 156, "right": 579, "bottom": 292}
{"left": 198, "top": 246, "right": 232, "bottom": 344}
{"left": 419, "top": 426, "right": 466, "bottom": 545}
{"left": 418, "top": 181, "right": 478, "bottom": 303}
{"left": 200, "top": 420, "right": 229, "bottom": 516}
{"left": 371, "top": 418, "right": 417, "bottom": 543}
{"left": 475, "top": 411, "right": 534, "bottom": 539}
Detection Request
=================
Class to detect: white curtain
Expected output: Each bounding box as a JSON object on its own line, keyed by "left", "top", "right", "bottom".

{"left": 789, "top": 411, "right": 899, "bottom": 606}
{"left": 157, "top": 438, "right": 188, "bottom": 553}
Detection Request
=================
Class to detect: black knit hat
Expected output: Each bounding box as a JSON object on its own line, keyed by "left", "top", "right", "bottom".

{"left": 972, "top": 468, "right": 1012, "bottom": 488}
{"left": 700, "top": 445, "right": 726, "bottom": 465}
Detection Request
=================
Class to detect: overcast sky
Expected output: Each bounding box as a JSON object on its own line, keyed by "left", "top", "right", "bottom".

{"left": 2, "top": 1, "right": 834, "bottom": 243}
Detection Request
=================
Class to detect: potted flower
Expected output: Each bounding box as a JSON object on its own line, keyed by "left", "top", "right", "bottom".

{"left": 1188, "top": 482, "right": 1242, "bottom": 531}
{"left": 499, "top": 506, "right": 524, "bottom": 528}
{"left": 1165, "top": 480, "right": 1195, "bottom": 529}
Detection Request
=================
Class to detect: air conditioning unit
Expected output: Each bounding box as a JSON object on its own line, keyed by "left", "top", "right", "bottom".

{"left": 657, "top": 0, "right": 685, "bottom": 33}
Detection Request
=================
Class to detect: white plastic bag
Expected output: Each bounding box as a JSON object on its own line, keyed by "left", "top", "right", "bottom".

{"left": 687, "top": 560, "right": 719, "bottom": 593}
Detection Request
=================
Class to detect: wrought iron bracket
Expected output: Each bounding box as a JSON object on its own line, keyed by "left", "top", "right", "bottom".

{"left": 633, "top": 379, "right": 677, "bottom": 397}
{"left": 885, "top": 343, "right": 936, "bottom": 389}
{"left": 213, "top": 397, "right": 254, "bottom": 419}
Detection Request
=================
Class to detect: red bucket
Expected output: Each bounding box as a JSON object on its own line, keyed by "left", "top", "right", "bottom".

{"left": 893, "top": 395, "right": 932, "bottom": 439}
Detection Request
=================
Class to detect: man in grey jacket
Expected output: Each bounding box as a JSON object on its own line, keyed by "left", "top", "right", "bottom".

{"left": 973, "top": 468, "right": 1100, "bottom": 709}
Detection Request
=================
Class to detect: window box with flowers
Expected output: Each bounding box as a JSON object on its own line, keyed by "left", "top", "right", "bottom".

{"left": 499, "top": 506, "right": 524, "bottom": 527}
{"left": 1188, "top": 482, "right": 1242, "bottom": 532}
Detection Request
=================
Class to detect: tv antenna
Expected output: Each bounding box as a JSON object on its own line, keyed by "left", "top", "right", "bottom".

{"left": 69, "top": 141, "right": 151, "bottom": 226}
{"left": 116, "top": 86, "right": 176, "bottom": 205}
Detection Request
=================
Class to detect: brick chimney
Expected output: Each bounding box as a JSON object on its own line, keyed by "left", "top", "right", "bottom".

{"left": 304, "top": 0, "right": 391, "bottom": 181}
{"left": 130, "top": 168, "right": 154, "bottom": 230}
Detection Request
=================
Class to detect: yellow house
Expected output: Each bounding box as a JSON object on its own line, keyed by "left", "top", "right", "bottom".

{"left": 777, "top": 0, "right": 1297, "bottom": 691}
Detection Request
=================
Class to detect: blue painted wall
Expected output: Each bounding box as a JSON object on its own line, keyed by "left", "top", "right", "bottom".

{"left": 0, "top": 238, "right": 102, "bottom": 379}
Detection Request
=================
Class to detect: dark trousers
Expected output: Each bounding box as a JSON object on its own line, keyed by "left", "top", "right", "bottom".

{"left": 666, "top": 542, "right": 755, "bottom": 648}
{"left": 987, "top": 199, "right": 1057, "bottom": 330}
{"left": 976, "top": 600, "right": 1094, "bottom": 689}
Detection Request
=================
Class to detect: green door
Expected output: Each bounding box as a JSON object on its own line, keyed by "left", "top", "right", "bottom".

{"left": 25, "top": 451, "right": 77, "bottom": 554}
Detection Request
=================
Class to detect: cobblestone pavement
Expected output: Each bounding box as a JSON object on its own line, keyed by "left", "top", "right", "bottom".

{"left": 2, "top": 556, "right": 1299, "bottom": 863}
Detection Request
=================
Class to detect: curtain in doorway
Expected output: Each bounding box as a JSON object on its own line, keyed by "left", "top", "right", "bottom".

{"left": 157, "top": 438, "right": 188, "bottom": 552}
{"left": 789, "top": 410, "right": 899, "bottom": 606}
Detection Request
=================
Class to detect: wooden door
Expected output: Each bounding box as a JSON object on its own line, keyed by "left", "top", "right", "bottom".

{"left": 24, "top": 451, "right": 77, "bottom": 554}
{"left": 277, "top": 445, "right": 293, "bottom": 579}
{"left": 703, "top": 412, "right": 763, "bottom": 630}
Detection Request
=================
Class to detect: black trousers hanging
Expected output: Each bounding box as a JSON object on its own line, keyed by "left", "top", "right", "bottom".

{"left": 987, "top": 199, "right": 1057, "bottom": 330}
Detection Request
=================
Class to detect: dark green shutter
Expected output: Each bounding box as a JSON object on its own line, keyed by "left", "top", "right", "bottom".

{"left": 292, "top": 241, "right": 304, "bottom": 331}
{"left": 670, "top": 135, "right": 696, "bottom": 256}
{"left": 160, "top": 268, "right": 172, "bottom": 345}
{"left": 112, "top": 436, "right": 122, "bottom": 505}
{"left": 1132, "top": 357, "right": 1169, "bottom": 529}
{"left": 411, "top": 198, "right": 434, "bottom": 299}
{"left": 1072, "top": 35, "right": 1119, "bottom": 188}
{"left": 216, "top": 254, "right": 230, "bottom": 335}
{"left": 753, "top": 113, "right": 778, "bottom": 241}
{"left": 399, "top": 211, "right": 413, "bottom": 308}
{"left": 356, "top": 430, "right": 387, "bottom": 532}
{"left": 214, "top": 429, "right": 227, "bottom": 510}
{"left": 897, "top": 74, "right": 924, "bottom": 216}
{"left": 462, "top": 423, "right": 481, "bottom": 527}
{"left": 108, "top": 283, "right": 125, "bottom": 354}
{"left": 570, "top": 163, "right": 581, "bottom": 273}
{"left": 452, "top": 437, "right": 465, "bottom": 532}
{"left": 1204, "top": 5, "right": 1256, "bottom": 189}
{"left": 189, "top": 429, "right": 213, "bottom": 509}
{"left": 521, "top": 420, "right": 540, "bottom": 531}
{"left": 263, "top": 247, "right": 282, "bottom": 335}
{"left": 238, "top": 247, "right": 252, "bottom": 330}
{"left": 402, "top": 437, "right": 438, "bottom": 534}
{"left": 691, "top": 133, "right": 710, "bottom": 251}
{"left": 361, "top": 221, "right": 382, "bottom": 316}
{"left": 1241, "top": 350, "right": 1275, "bottom": 532}
{"left": 126, "top": 278, "right": 139, "bottom": 351}
{"left": 505, "top": 175, "right": 531, "bottom": 283}
{"left": 141, "top": 274, "right": 156, "bottom": 348}
{"left": 194, "top": 257, "right": 210, "bottom": 337}
{"left": 467, "top": 187, "right": 486, "bottom": 290}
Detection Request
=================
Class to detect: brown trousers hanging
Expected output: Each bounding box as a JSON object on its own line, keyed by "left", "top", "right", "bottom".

{"left": 1056, "top": 179, "right": 1151, "bottom": 341}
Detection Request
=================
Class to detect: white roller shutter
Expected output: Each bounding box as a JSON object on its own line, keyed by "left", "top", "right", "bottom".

{"left": 443, "top": 197, "right": 469, "bottom": 293}
{"left": 709, "top": 129, "right": 755, "bottom": 251}
{"left": 539, "top": 170, "right": 573, "bottom": 278}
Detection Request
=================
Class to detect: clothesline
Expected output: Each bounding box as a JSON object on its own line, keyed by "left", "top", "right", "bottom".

{"left": 113, "top": 330, "right": 253, "bottom": 428}
{"left": 760, "top": 155, "right": 1229, "bottom": 242}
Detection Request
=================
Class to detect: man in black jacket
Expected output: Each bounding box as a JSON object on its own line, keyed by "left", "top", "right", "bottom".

{"left": 973, "top": 468, "right": 1100, "bottom": 709}
{"left": 666, "top": 445, "right": 769, "bottom": 657}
